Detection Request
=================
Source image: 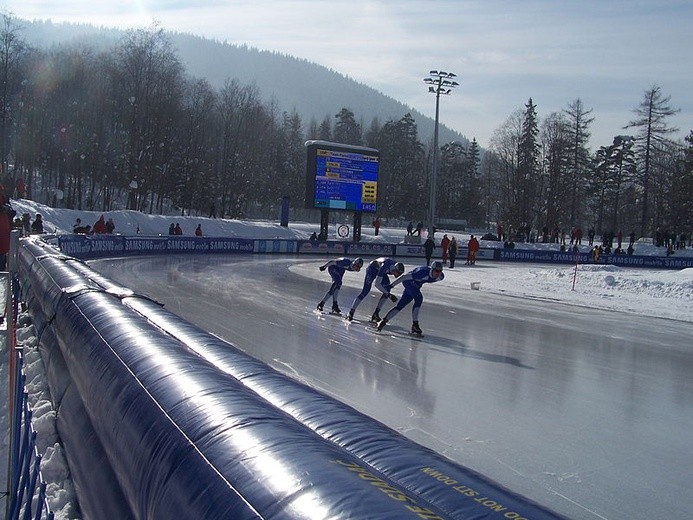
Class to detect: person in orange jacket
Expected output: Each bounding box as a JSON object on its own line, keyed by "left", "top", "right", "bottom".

{"left": 466, "top": 235, "right": 480, "bottom": 265}
{"left": 440, "top": 234, "right": 450, "bottom": 265}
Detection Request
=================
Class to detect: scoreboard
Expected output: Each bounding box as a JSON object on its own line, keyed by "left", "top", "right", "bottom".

{"left": 305, "top": 141, "right": 379, "bottom": 213}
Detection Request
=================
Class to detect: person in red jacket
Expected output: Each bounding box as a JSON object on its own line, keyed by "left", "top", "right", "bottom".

{"left": 466, "top": 235, "right": 480, "bottom": 265}
{"left": 93, "top": 215, "right": 108, "bottom": 233}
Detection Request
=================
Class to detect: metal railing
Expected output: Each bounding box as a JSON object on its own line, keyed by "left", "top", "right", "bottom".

{"left": 6, "top": 355, "right": 54, "bottom": 520}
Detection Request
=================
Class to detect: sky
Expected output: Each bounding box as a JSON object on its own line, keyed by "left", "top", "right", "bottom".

{"left": 2, "top": 200, "right": 692, "bottom": 518}
{"left": 2, "top": 0, "right": 692, "bottom": 150}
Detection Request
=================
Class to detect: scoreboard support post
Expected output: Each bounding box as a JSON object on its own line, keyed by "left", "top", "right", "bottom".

{"left": 319, "top": 209, "right": 329, "bottom": 240}
{"left": 353, "top": 212, "right": 362, "bottom": 242}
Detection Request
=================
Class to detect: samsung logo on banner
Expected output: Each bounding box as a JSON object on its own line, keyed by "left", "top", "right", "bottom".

{"left": 90, "top": 238, "right": 122, "bottom": 252}
{"left": 209, "top": 239, "right": 254, "bottom": 252}
{"left": 168, "top": 239, "right": 197, "bottom": 250}
{"left": 59, "top": 237, "right": 91, "bottom": 256}
{"left": 125, "top": 239, "right": 156, "bottom": 251}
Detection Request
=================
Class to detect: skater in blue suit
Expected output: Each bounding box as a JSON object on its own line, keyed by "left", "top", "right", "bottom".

{"left": 346, "top": 257, "right": 405, "bottom": 322}
{"left": 377, "top": 261, "right": 444, "bottom": 336}
{"left": 317, "top": 257, "right": 364, "bottom": 314}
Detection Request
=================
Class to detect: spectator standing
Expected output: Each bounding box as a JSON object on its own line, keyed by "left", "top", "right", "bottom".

{"left": 467, "top": 235, "right": 480, "bottom": 265}
{"left": 440, "top": 234, "right": 450, "bottom": 265}
{"left": 209, "top": 202, "right": 217, "bottom": 218}
{"left": 406, "top": 222, "right": 413, "bottom": 236}
{"left": 423, "top": 236, "right": 435, "bottom": 265}
{"left": 195, "top": 224, "right": 203, "bottom": 236}
{"left": 372, "top": 216, "right": 381, "bottom": 236}
{"left": 168, "top": 223, "right": 175, "bottom": 235}
{"left": 93, "top": 215, "right": 108, "bottom": 234}
{"left": 106, "top": 218, "right": 116, "bottom": 233}
{"left": 31, "top": 213, "right": 44, "bottom": 234}
{"left": 174, "top": 223, "right": 183, "bottom": 235}
{"left": 592, "top": 246, "right": 601, "bottom": 263}
{"left": 588, "top": 227, "right": 595, "bottom": 246}
{"left": 449, "top": 237, "right": 458, "bottom": 268}
{"left": 22, "top": 213, "right": 31, "bottom": 236}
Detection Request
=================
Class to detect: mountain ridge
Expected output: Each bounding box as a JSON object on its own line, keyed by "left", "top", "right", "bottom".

{"left": 17, "top": 19, "right": 470, "bottom": 147}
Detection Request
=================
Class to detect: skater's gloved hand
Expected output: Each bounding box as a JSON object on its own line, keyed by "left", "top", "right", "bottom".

{"left": 319, "top": 265, "right": 326, "bottom": 271}
{"left": 389, "top": 293, "right": 398, "bottom": 303}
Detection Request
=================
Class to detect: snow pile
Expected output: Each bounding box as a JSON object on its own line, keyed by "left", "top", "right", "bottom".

{"left": 6, "top": 316, "right": 81, "bottom": 519}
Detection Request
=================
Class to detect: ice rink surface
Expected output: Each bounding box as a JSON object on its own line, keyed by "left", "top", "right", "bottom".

{"left": 91, "top": 254, "right": 693, "bottom": 520}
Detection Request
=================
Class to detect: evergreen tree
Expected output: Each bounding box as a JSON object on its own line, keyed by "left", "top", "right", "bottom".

{"left": 333, "top": 108, "right": 361, "bottom": 146}
{"left": 373, "top": 113, "right": 424, "bottom": 217}
{"left": 515, "top": 98, "right": 540, "bottom": 232}
{"left": 317, "top": 115, "right": 331, "bottom": 141}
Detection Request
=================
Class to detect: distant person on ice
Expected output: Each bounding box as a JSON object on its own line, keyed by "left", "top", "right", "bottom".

{"left": 377, "top": 261, "right": 445, "bottom": 336}
{"left": 346, "top": 257, "right": 405, "bottom": 323}
{"left": 316, "top": 257, "right": 364, "bottom": 315}
{"left": 423, "top": 235, "right": 435, "bottom": 265}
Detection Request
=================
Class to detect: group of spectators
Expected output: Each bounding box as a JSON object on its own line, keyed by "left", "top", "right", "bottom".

{"left": 73, "top": 215, "right": 116, "bottom": 234}
{"left": 168, "top": 223, "right": 204, "bottom": 236}
{"left": 497, "top": 221, "right": 690, "bottom": 254}
{"left": 422, "top": 233, "right": 479, "bottom": 268}
{"left": 654, "top": 230, "right": 688, "bottom": 250}
{"left": 13, "top": 212, "right": 44, "bottom": 236}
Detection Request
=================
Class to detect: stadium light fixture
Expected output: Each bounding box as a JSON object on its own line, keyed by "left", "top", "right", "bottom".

{"left": 423, "top": 70, "right": 458, "bottom": 240}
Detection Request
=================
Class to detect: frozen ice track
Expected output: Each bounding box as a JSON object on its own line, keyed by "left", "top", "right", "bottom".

{"left": 17, "top": 239, "right": 567, "bottom": 519}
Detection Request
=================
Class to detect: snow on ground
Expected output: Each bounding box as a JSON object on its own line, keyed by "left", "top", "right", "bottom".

{"left": 1, "top": 199, "right": 692, "bottom": 518}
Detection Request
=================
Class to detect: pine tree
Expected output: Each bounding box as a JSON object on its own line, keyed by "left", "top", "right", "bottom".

{"left": 516, "top": 98, "right": 540, "bottom": 233}
{"left": 333, "top": 108, "right": 362, "bottom": 146}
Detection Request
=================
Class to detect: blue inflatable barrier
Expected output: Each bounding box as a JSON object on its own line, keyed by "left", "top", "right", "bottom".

{"left": 17, "top": 237, "right": 567, "bottom": 519}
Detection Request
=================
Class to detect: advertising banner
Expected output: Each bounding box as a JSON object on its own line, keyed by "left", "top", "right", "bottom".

{"left": 346, "top": 243, "right": 394, "bottom": 257}
{"left": 58, "top": 235, "right": 255, "bottom": 259}
{"left": 298, "top": 240, "right": 347, "bottom": 255}
{"left": 255, "top": 240, "right": 297, "bottom": 254}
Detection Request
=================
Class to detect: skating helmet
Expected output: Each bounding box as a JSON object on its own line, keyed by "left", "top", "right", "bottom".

{"left": 352, "top": 257, "right": 364, "bottom": 270}
{"left": 430, "top": 260, "right": 444, "bottom": 272}
{"left": 392, "top": 262, "right": 405, "bottom": 275}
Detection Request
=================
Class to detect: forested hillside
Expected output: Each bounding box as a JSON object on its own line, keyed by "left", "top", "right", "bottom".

{"left": 2, "top": 17, "right": 691, "bottom": 238}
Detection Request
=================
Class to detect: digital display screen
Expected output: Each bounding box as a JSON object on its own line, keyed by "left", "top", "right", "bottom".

{"left": 305, "top": 141, "right": 379, "bottom": 213}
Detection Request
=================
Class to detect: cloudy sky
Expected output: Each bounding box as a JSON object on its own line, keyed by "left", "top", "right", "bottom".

{"left": 3, "top": 0, "right": 692, "bottom": 149}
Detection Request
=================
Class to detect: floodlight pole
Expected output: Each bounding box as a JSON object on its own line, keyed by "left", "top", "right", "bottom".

{"left": 424, "top": 71, "right": 458, "bottom": 239}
